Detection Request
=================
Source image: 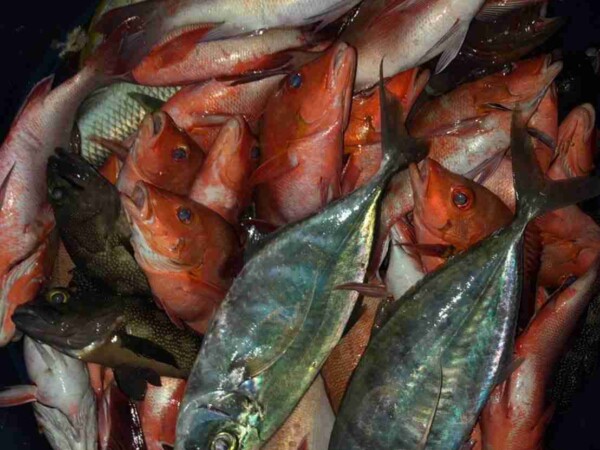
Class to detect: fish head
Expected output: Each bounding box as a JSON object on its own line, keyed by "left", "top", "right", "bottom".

{"left": 122, "top": 181, "right": 220, "bottom": 266}
{"left": 47, "top": 149, "right": 119, "bottom": 224}
{"left": 474, "top": 55, "right": 562, "bottom": 112}
{"left": 12, "top": 288, "right": 121, "bottom": 355}
{"left": 268, "top": 42, "right": 356, "bottom": 141}
{"left": 177, "top": 391, "right": 261, "bottom": 450}
{"left": 132, "top": 111, "right": 206, "bottom": 195}
{"left": 410, "top": 158, "right": 512, "bottom": 250}
{"left": 556, "top": 104, "right": 596, "bottom": 178}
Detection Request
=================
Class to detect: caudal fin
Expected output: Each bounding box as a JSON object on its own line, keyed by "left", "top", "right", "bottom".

{"left": 378, "top": 62, "right": 428, "bottom": 181}
{"left": 512, "top": 100, "right": 600, "bottom": 222}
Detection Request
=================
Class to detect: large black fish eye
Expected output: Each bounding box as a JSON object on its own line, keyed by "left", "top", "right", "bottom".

{"left": 288, "top": 73, "right": 302, "bottom": 89}
{"left": 211, "top": 432, "right": 238, "bottom": 450}
{"left": 50, "top": 187, "right": 64, "bottom": 201}
{"left": 172, "top": 146, "right": 189, "bottom": 161}
{"left": 177, "top": 207, "right": 192, "bottom": 224}
{"left": 47, "top": 289, "right": 69, "bottom": 305}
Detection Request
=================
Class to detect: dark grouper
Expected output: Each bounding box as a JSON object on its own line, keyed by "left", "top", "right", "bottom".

{"left": 329, "top": 100, "right": 600, "bottom": 449}
{"left": 47, "top": 149, "right": 150, "bottom": 295}
{"left": 12, "top": 288, "right": 202, "bottom": 388}
{"left": 174, "top": 72, "right": 427, "bottom": 450}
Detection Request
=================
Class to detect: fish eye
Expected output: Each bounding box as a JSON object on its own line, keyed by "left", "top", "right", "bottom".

{"left": 177, "top": 207, "right": 192, "bottom": 224}
{"left": 211, "top": 432, "right": 238, "bottom": 450}
{"left": 47, "top": 289, "right": 69, "bottom": 305}
{"left": 250, "top": 146, "right": 260, "bottom": 160}
{"left": 451, "top": 187, "right": 474, "bottom": 210}
{"left": 50, "top": 187, "right": 64, "bottom": 201}
{"left": 288, "top": 73, "right": 302, "bottom": 89}
{"left": 172, "top": 146, "right": 189, "bottom": 161}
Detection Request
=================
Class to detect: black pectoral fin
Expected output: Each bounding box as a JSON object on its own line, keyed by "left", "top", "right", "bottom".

{"left": 118, "top": 332, "right": 179, "bottom": 369}
{"left": 115, "top": 367, "right": 163, "bottom": 401}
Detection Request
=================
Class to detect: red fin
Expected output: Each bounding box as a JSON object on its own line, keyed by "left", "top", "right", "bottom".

{"left": 249, "top": 150, "right": 299, "bottom": 187}
{"left": 336, "top": 282, "right": 390, "bottom": 298}
{"left": 0, "top": 385, "right": 37, "bottom": 407}
{"left": 89, "top": 135, "right": 129, "bottom": 161}
{"left": 12, "top": 76, "right": 54, "bottom": 126}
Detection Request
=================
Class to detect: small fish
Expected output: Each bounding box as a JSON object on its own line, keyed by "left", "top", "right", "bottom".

{"left": 117, "top": 111, "right": 206, "bottom": 196}
{"left": 479, "top": 262, "right": 600, "bottom": 450}
{"left": 139, "top": 378, "right": 185, "bottom": 450}
{"left": 0, "top": 337, "right": 97, "bottom": 450}
{"left": 0, "top": 21, "right": 137, "bottom": 345}
{"left": 77, "top": 82, "right": 179, "bottom": 167}
{"left": 330, "top": 99, "right": 600, "bottom": 450}
{"left": 342, "top": 68, "right": 430, "bottom": 194}
{"left": 12, "top": 287, "right": 202, "bottom": 383}
{"left": 410, "top": 55, "right": 563, "bottom": 136}
{"left": 162, "top": 75, "right": 284, "bottom": 151}
{"left": 410, "top": 158, "right": 512, "bottom": 272}
{"left": 253, "top": 42, "right": 356, "bottom": 226}
{"left": 131, "top": 28, "right": 313, "bottom": 86}
{"left": 123, "top": 182, "right": 241, "bottom": 334}
{"left": 189, "top": 116, "right": 260, "bottom": 225}
{"left": 342, "top": 0, "right": 487, "bottom": 89}
{"left": 46, "top": 149, "right": 150, "bottom": 296}
{"left": 547, "top": 104, "right": 596, "bottom": 180}
{"left": 174, "top": 68, "right": 427, "bottom": 450}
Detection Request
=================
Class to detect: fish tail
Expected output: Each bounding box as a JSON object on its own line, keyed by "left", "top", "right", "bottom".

{"left": 378, "top": 62, "right": 428, "bottom": 181}
{"left": 91, "top": 0, "right": 169, "bottom": 73}
{"left": 512, "top": 95, "right": 600, "bottom": 222}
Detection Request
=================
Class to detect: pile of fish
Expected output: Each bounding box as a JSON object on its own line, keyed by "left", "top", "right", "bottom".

{"left": 0, "top": 0, "right": 599, "bottom": 449}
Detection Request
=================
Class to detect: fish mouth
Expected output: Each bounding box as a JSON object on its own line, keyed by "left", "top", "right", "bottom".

{"left": 122, "top": 182, "right": 153, "bottom": 222}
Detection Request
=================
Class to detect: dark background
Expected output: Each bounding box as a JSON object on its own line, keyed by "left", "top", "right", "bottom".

{"left": 0, "top": 0, "right": 598, "bottom": 449}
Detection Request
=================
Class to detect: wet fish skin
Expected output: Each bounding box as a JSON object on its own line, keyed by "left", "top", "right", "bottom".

{"left": 139, "top": 378, "right": 185, "bottom": 450}
{"left": 0, "top": 337, "right": 97, "bottom": 450}
{"left": 12, "top": 288, "right": 202, "bottom": 379}
{"left": 162, "top": 75, "right": 284, "bottom": 151}
{"left": 174, "top": 72, "right": 427, "bottom": 450}
{"left": 330, "top": 104, "right": 600, "bottom": 449}
{"left": 343, "top": 0, "right": 486, "bottom": 90}
{"left": 47, "top": 150, "right": 150, "bottom": 296}
{"left": 93, "top": 0, "right": 361, "bottom": 68}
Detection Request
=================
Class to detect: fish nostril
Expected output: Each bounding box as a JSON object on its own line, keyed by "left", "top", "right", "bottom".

{"left": 132, "top": 185, "right": 147, "bottom": 210}
{"left": 152, "top": 113, "right": 164, "bottom": 136}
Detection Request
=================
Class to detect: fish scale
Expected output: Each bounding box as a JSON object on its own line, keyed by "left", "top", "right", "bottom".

{"left": 77, "top": 83, "right": 179, "bottom": 166}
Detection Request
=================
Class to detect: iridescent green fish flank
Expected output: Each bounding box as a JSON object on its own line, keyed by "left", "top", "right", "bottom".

{"left": 329, "top": 96, "right": 600, "bottom": 450}
{"left": 174, "top": 70, "right": 427, "bottom": 450}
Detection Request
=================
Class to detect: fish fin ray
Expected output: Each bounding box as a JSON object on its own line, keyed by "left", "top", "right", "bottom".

{"left": 335, "top": 282, "right": 390, "bottom": 298}
{"left": 434, "top": 21, "right": 469, "bottom": 74}
{"left": 307, "top": 1, "right": 358, "bottom": 30}
{"left": 89, "top": 135, "right": 129, "bottom": 161}
{"left": 401, "top": 243, "right": 456, "bottom": 258}
{"left": 0, "top": 385, "right": 37, "bottom": 407}
{"left": 476, "top": 0, "right": 533, "bottom": 22}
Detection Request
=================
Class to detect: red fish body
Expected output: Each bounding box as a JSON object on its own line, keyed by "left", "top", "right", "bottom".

{"left": 253, "top": 42, "right": 356, "bottom": 226}
{"left": 410, "top": 56, "right": 562, "bottom": 136}
{"left": 138, "top": 378, "right": 185, "bottom": 450}
{"left": 132, "top": 28, "right": 310, "bottom": 86}
{"left": 189, "top": 116, "right": 259, "bottom": 225}
{"left": 479, "top": 262, "right": 600, "bottom": 450}
{"left": 123, "top": 182, "right": 240, "bottom": 334}
{"left": 117, "top": 111, "right": 205, "bottom": 196}
{"left": 162, "top": 75, "right": 284, "bottom": 151}
{"left": 341, "top": 68, "right": 429, "bottom": 194}
{"left": 0, "top": 23, "right": 133, "bottom": 345}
